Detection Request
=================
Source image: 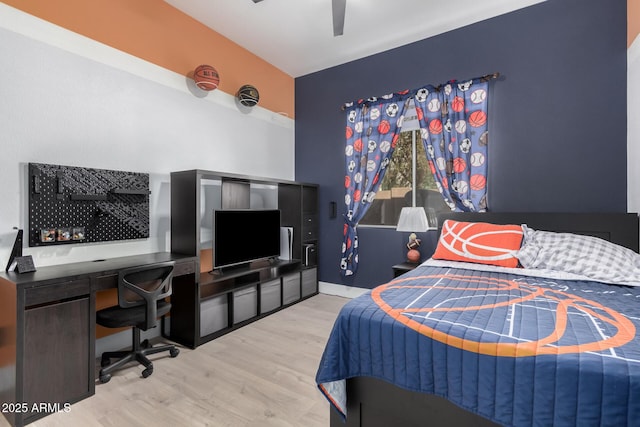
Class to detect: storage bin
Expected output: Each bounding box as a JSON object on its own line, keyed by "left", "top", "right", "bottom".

{"left": 233, "top": 285, "right": 258, "bottom": 324}
{"left": 260, "top": 279, "right": 281, "bottom": 314}
{"left": 200, "top": 294, "right": 228, "bottom": 337}
{"left": 282, "top": 273, "right": 301, "bottom": 305}
{"left": 301, "top": 268, "right": 318, "bottom": 297}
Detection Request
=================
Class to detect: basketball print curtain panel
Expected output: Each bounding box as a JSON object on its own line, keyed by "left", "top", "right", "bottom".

{"left": 414, "top": 78, "right": 489, "bottom": 212}
{"left": 341, "top": 96, "right": 411, "bottom": 276}
{"left": 340, "top": 75, "right": 492, "bottom": 276}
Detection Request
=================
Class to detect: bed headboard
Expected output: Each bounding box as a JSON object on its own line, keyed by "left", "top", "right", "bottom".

{"left": 436, "top": 212, "right": 640, "bottom": 253}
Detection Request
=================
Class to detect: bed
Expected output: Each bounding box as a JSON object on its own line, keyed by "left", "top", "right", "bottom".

{"left": 316, "top": 212, "right": 640, "bottom": 427}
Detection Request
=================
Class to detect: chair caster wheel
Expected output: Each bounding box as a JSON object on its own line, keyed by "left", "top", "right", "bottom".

{"left": 170, "top": 348, "right": 180, "bottom": 358}
{"left": 99, "top": 373, "right": 111, "bottom": 383}
{"left": 141, "top": 339, "right": 151, "bottom": 349}
{"left": 142, "top": 365, "right": 153, "bottom": 378}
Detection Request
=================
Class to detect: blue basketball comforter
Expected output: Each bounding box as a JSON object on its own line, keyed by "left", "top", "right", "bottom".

{"left": 316, "top": 262, "right": 640, "bottom": 426}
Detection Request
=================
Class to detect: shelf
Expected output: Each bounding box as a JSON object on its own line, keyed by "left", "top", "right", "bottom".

{"left": 70, "top": 194, "right": 108, "bottom": 201}
{"left": 110, "top": 188, "right": 150, "bottom": 195}
{"left": 199, "top": 259, "right": 301, "bottom": 299}
{"left": 208, "top": 259, "right": 300, "bottom": 281}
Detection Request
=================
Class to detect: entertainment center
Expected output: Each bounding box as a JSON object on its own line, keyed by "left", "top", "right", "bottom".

{"left": 167, "top": 169, "right": 319, "bottom": 348}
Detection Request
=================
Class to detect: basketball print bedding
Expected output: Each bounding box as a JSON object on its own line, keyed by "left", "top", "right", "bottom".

{"left": 316, "top": 213, "right": 640, "bottom": 427}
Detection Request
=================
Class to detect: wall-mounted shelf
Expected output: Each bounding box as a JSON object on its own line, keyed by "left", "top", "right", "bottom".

{"left": 70, "top": 194, "right": 109, "bottom": 201}
{"left": 110, "top": 188, "right": 150, "bottom": 195}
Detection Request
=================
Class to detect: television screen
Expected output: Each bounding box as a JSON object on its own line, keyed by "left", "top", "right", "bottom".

{"left": 213, "top": 209, "right": 281, "bottom": 269}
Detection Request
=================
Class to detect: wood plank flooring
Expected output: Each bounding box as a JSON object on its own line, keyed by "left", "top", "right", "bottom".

{"left": 11, "top": 294, "right": 349, "bottom": 427}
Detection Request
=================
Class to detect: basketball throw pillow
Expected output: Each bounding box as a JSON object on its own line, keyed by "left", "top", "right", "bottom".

{"left": 432, "top": 220, "right": 524, "bottom": 268}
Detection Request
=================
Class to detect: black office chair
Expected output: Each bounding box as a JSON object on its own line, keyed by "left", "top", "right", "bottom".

{"left": 96, "top": 261, "right": 179, "bottom": 383}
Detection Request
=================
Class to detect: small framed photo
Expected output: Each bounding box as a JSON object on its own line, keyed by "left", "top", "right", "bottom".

{"left": 57, "top": 227, "right": 72, "bottom": 242}
{"left": 40, "top": 228, "right": 56, "bottom": 243}
{"left": 72, "top": 227, "right": 85, "bottom": 241}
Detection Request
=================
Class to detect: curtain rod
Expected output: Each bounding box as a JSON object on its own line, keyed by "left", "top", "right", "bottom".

{"left": 480, "top": 72, "right": 500, "bottom": 81}
{"left": 340, "top": 72, "right": 501, "bottom": 111}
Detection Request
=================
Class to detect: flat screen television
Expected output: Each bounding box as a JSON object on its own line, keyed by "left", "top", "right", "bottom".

{"left": 213, "top": 209, "right": 281, "bottom": 270}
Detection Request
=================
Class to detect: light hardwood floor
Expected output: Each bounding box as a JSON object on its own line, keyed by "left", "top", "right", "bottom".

{"left": 11, "top": 293, "right": 349, "bottom": 427}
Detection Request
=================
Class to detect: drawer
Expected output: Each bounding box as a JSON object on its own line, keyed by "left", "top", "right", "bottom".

{"left": 233, "top": 285, "right": 258, "bottom": 324}
{"left": 303, "top": 214, "right": 317, "bottom": 228}
{"left": 174, "top": 259, "right": 196, "bottom": 276}
{"left": 94, "top": 274, "right": 117, "bottom": 291}
{"left": 302, "top": 214, "right": 318, "bottom": 241}
{"left": 282, "top": 272, "right": 300, "bottom": 305}
{"left": 302, "top": 226, "right": 317, "bottom": 241}
{"left": 301, "top": 268, "right": 317, "bottom": 297}
{"left": 200, "top": 294, "right": 228, "bottom": 337}
{"left": 25, "top": 279, "right": 91, "bottom": 307}
{"left": 260, "top": 279, "right": 281, "bottom": 314}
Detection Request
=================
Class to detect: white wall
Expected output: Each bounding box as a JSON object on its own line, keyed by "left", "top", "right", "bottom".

{"left": 629, "top": 35, "right": 640, "bottom": 215}
{"left": 0, "top": 5, "right": 295, "bottom": 268}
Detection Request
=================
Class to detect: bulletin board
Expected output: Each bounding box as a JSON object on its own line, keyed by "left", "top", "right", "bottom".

{"left": 28, "top": 163, "right": 150, "bottom": 247}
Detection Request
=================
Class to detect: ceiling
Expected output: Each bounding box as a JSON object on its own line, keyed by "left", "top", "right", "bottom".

{"left": 164, "top": 0, "right": 546, "bottom": 78}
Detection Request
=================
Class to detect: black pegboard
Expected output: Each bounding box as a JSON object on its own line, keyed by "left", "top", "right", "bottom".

{"left": 28, "top": 163, "right": 150, "bottom": 247}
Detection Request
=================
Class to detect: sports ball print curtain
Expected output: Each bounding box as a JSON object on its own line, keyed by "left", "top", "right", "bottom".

{"left": 341, "top": 96, "right": 411, "bottom": 276}
{"left": 340, "top": 77, "right": 490, "bottom": 276}
{"left": 413, "top": 78, "right": 489, "bottom": 212}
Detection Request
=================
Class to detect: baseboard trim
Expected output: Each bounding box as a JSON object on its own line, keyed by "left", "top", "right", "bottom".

{"left": 319, "top": 281, "right": 369, "bottom": 299}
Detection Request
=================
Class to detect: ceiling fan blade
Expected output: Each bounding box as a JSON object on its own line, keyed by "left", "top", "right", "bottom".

{"left": 332, "top": 0, "right": 346, "bottom": 36}
{"left": 252, "top": 0, "right": 264, "bottom": 3}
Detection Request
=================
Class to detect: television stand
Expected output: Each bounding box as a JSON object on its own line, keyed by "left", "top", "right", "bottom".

{"left": 209, "top": 258, "right": 300, "bottom": 280}
{"left": 167, "top": 258, "right": 313, "bottom": 348}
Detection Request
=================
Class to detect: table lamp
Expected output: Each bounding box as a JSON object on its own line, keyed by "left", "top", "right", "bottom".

{"left": 396, "top": 207, "right": 429, "bottom": 263}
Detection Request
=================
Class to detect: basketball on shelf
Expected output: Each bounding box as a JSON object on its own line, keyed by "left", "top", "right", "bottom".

{"left": 237, "top": 84, "right": 260, "bottom": 107}
{"left": 193, "top": 65, "right": 220, "bottom": 91}
{"left": 407, "top": 249, "right": 420, "bottom": 263}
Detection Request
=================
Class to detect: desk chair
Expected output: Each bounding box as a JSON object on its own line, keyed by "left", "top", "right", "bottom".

{"left": 96, "top": 262, "right": 179, "bottom": 383}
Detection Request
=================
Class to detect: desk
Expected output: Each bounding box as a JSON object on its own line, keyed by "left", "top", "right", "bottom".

{"left": 0, "top": 252, "right": 197, "bottom": 427}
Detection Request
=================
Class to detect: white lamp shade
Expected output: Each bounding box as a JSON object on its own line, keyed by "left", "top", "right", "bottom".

{"left": 396, "top": 207, "right": 430, "bottom": 232}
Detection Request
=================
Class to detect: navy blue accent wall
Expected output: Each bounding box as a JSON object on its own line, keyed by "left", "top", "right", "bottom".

{"left": 294, "top": 0, "right": 627, "bottom": 289}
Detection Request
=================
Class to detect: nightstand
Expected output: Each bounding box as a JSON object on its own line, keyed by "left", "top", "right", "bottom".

{"left": 392, "top": 262, "right": 420, "bottom": 277}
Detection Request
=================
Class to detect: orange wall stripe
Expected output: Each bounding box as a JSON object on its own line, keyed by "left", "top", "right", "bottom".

{"left": 630, "top": 0, "right": 640, "bottom": 47}
{"left": 3, "top": 0, "right": 294, "bottom": 117}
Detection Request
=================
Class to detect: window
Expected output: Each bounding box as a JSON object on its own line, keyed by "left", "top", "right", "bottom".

{"left": 359, "top": 127, "right": 449, "bottom": 227}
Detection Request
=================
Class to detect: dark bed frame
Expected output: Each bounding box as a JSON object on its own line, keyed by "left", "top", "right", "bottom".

{"left": 330, "top": 212, "right": 639, "bottom": 427}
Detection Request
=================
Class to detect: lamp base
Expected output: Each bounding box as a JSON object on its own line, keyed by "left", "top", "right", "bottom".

{"left": 406, "top": 249, "right": 421, "bottom": 263}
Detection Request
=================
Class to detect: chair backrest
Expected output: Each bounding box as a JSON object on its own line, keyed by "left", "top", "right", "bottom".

{"left": 118, "top": 261, "right": 175, "bottom": 330}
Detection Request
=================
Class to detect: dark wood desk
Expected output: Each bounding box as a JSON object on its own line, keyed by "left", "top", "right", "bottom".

{"left": 0, "top": 252, "right": 197, "bottom": 427}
